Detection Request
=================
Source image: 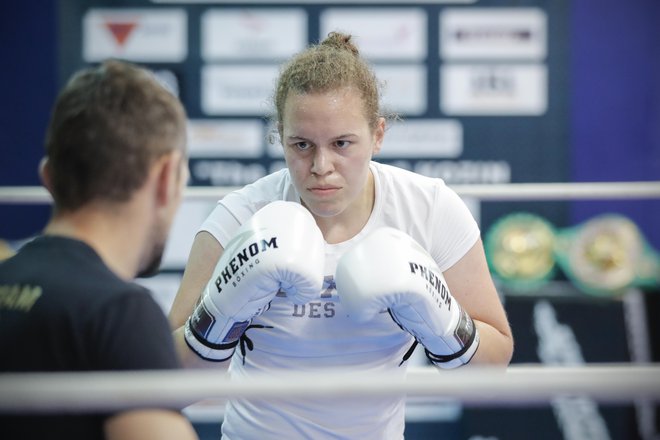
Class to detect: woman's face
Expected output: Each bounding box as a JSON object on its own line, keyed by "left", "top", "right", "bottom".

{"left": 281, "top": 88, "right": 384, "bottom": 220}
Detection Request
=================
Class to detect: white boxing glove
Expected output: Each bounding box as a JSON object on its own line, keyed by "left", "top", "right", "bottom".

{"left": 185, "top": 201, "right": 325, "bottom": 361}
{"left": 335, "top": 227, "right": 479, "bottom": 369}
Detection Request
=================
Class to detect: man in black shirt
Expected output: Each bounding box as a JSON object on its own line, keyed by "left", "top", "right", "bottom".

{"left": 0, "top": 60, "right": 198, "bottom": 440}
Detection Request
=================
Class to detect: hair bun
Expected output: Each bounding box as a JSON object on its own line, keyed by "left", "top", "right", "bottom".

{"left": 321, "top": 32, "right": 359, "bottom": 56}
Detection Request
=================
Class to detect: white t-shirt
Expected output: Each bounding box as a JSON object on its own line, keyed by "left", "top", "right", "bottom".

{"left": 200, "top": 161, "right": 480, "bottom": 440}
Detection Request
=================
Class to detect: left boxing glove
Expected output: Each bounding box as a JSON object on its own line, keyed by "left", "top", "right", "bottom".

{"left": 185, "top": 201, "right": 325, "bottom": 361}
{"left": 335, "top": 227, "right": 479, "bottom": 369}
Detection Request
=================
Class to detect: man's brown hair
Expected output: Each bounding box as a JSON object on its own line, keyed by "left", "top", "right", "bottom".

{"left": 44, "top": 59, "right": 187, "bottom": 211}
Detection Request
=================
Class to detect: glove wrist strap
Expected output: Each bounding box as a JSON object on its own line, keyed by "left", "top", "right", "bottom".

{"left": 426, "top": 328, "right": 480, "bottom": 369}
{"left": 426, "top": 308, "right": 481, "bottom": 369}
{"left": 184, "top": 319, "right": 241, "bottom": 362}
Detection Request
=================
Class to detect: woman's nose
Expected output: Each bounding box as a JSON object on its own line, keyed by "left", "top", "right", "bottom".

{"left": 310, "top": 146, "right": 334, "bottom": 176}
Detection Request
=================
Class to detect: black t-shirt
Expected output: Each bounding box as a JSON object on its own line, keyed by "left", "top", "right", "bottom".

{"left": 0, "top": 235, "right": 181, "bottom": 439}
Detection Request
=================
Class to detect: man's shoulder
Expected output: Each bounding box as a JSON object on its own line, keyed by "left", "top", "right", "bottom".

{"left": 3, "top": 235, "right": 139, "bottom": 303}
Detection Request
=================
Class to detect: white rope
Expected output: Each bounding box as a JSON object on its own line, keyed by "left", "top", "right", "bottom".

{"left": 453, "top": 181, "right": 660, "bottom": 201}
{"left": 152, "top": 0, "right": 476, "bottom": 4}
{"left": 1, "top": 364, "right": 659, "bottom": 413}
{"left": 1, "top": 181, "right": 659, "bottom": 204}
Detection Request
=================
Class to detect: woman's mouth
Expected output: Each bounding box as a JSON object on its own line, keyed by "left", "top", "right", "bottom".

{"left": 309, "top": 186, "right": 339, "bottom": 196}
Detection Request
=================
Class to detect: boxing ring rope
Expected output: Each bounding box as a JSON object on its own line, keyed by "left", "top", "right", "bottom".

{"left": 1, "top": 182, "right": 659, "bottom": 414}
{"left": 1, "top": 180, "right": 660, "bottom": 204}
{"left": 1, "top": 365, "right": 659, "bottom": 413}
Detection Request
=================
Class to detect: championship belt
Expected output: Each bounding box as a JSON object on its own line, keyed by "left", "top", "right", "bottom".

{"left": 555, "top": 214, "right": 659, "bottom": 296}
{"left": 0, "top": 239, "right": 15, "bottom": 261}
{"left": 485, "top": 213, "right": 557, "bottom": 291}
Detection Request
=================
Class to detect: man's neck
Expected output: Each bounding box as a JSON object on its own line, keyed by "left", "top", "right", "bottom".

{"left": 43, "top": 204, "right": 146, "bottom": 280}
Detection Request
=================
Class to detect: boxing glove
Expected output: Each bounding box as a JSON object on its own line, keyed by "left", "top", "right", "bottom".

{"left": 335, "top": 227, "right": 479, "bottom": 369}
{"left": 185, "top": 201, "right": 325, "bottom": 361}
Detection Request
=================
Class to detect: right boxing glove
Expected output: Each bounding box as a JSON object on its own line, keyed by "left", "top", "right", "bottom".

{"left": 335, "top": 227, "right": 479, "bottom": 369}
{"left": 184, "top": 201, "right": 325, "bottom": 361}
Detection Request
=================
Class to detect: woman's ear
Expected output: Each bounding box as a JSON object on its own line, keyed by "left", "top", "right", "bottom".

{"left": 372, "top": 117, "right": 386, "bottom": 156}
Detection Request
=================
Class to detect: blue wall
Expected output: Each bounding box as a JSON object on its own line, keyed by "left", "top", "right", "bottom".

{"left": 1, "top": 1, "right": 659, "bottom": 249}
{"left": 0, "top": 1, "right": 57, "bottom": 239}
{"left": 570, "top": 0, "right": 660, "bottom": 248}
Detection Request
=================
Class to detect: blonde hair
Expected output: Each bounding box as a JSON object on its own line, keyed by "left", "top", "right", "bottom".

{"left": 274, "top": 32, "right": 382, "bottom": 132}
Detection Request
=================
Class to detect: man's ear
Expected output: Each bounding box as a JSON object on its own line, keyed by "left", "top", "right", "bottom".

{"left": 153, "top": 151, "right": 182, "bottom": 207}
{"left": 38, "top": 157, "right": 54, "bottom": 195}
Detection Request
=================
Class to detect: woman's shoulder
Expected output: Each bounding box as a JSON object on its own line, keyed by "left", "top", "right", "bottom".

{"left": 373, "top": 161, "right": 446, "bottom": 186}
{"left": 372, "top": 161, "right": 449, "bottom": 203}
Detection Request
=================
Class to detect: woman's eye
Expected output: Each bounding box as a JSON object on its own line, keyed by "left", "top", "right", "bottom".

{"left": 335, "top": 140, "right": 350, "bottom": 149}
{"left": 295, "top": 141, "right": 311, "bottom": 150}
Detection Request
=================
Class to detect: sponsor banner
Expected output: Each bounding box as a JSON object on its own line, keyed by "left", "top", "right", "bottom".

{"left": 380, "top": 119, "right": 462, "bottom": 158}
{"left": 189, "top": 157, "right": 509, "bottom": 187}
{"left": 375, "top": 65, "right": 428, "bottom": 116}
{"left": 160, "top": 200, "right": 217, "bottom": 268}
{"left": 153, "top": 0, "right": 478, "bottom": 3}
{"left": 386, "top": 159, "right": 511, "bottom": 184}
{"left": 440, "top": 8, "right": 547, "bottom": 60}
{"left": 320, "top": 8, "right": 427, "bottom": 61}
{"left": 201, "top": 64, "right": 279, "bottom": 115}
{"left": 83, "top": 8, "right": 187, "bottom": 62}
{"left": 266, "top": 118, "right": 460, "bottom": 159}
{"left": 191, "top": 159, "right": 268, "bottom": 187}
{"left": 265, "top": 118, "right": 460, "bottom": 159}
{"left": 441, "top": 63, "right": 547, "bottom": 115}
{"left": 188, "top": 119, "right": 264, "bottom": 158}
{"left": 201, "top": 8, "right": 307, "bottom": 61}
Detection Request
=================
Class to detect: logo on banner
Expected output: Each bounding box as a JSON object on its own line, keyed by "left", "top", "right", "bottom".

{"left": 320, "top": 8, "right": 427, "bottom": 60}
{"left": 83, "top": 9, "right": 187, "bottom": 62}
{"left": 104, "top": 21, "right": 137, "bottom": 47}
{"left": 440, "top": 8, "right": 547, "bottom": 60}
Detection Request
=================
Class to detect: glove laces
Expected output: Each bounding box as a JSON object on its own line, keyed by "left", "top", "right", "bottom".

{"left": 388, "top": 308, "right": 419, "bottom": 366}
{"left": 238, "top": 324, "right": 273, "bottom": 365}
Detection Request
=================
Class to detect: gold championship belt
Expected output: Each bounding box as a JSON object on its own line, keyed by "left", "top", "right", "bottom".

{"left": 555, "top": 214, "right": 660, "bottom": 296}
{"left": 0, "top": 239, "right": 15, "bottom": 262}
{"left": 485, "top": 213, "right": 557, "bottom": 291}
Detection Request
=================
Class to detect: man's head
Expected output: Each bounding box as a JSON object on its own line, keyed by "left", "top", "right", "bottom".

{"left": 41, "top": 59, "right": 188, "bottom": 277}
{"left": 43, "top": 59, "right": 187, "bottom": 210}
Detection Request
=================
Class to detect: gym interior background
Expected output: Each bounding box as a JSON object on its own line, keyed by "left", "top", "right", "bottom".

{"left": 1, "top": 1, "right": 659, "bottom": 439}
